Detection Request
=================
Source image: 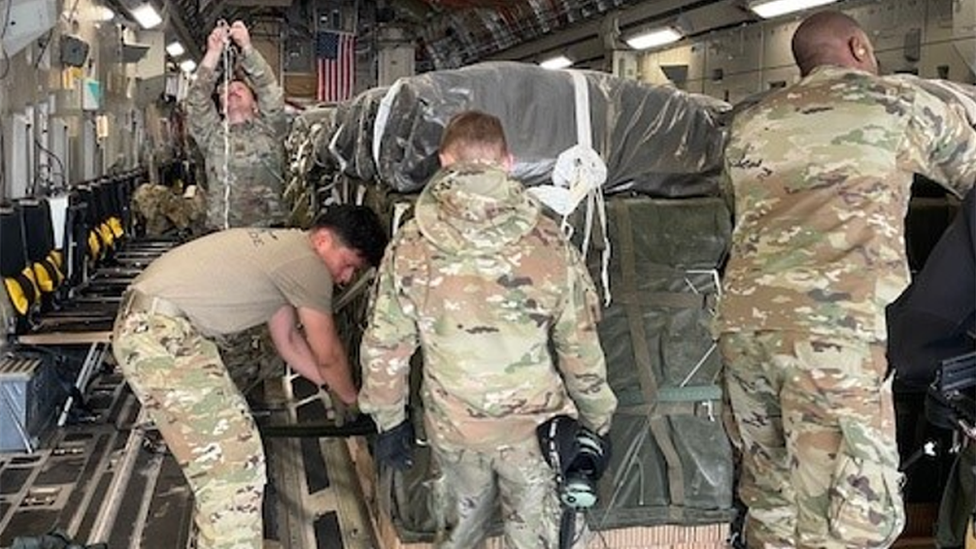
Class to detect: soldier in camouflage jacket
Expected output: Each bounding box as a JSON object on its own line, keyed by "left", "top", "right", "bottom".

{"left": 360, "top": 111, "right": 618, "bottom": 548}
{"left": 186, "top": 21, "right": 287, "bottom": 230}
{"left": 715, "top": 11, "right": 976, "bottom": 549}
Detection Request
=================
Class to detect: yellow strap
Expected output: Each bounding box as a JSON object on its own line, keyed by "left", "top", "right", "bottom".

{"left": 32, "top": 261, "right": 54, "bottom": 293}
{"left": 46, "top": 252, "right": 64, "bottom": 283}
{"left": 109, "top": 216, "right": 124, "bottom": 238}
{"left": 20, "top": 266, "right": 39, "bottom": 297}
{"left": 88, "top": 230, "right": 101, "bottom": 258}
{"left": 3, "top": 277, "right": 29, "bottom": 315}
{"left": 99, "top": 222, "right": 114, "bottom": 247}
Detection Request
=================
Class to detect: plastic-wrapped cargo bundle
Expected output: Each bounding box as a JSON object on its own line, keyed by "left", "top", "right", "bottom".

{"left": 329, "top": 86, "right": 390, "bottom": 182}
{"left": 348, "top": 192, "right": 735, "bottom": 547}
{"left": 370, "top": 61, "right": 729, "bottom": 196}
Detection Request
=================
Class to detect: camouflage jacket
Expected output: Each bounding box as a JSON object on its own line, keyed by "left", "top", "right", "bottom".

{"left": 359, "top": 164, "right": 618, "bottom": 450}
{"left": 186, "top": 47, "right": 287, "bottom": 229}
{"left": 716, "top": 66, "right": 976, "bottom": 342}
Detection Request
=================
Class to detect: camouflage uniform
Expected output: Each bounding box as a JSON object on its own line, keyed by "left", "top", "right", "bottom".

{"left": 186, "top": 47, "right": 288, "bottom": 230}
{"left": 359, "top": 164, "right": 618, "bottom": 549}
{"left": 113, "top": 311, "right": 265, "bottom": 549}
{"left": 112, "top": 228, "right": 340, "bottom": 549}
{"left": 716, "top": 66, "right": 976, "bottom": 548}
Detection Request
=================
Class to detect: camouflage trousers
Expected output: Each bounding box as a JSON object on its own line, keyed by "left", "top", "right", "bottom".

{"left": 112, "top": 311, "right": 266, "bottom": 549}
{"left": 215, "top": 325, "right": 285, "bottom": 399}
{"left": 433, "top": 437, "right": 561, "bottom": 549}
{"left": 720, "top": 331, "right": 904, "bottom": 549}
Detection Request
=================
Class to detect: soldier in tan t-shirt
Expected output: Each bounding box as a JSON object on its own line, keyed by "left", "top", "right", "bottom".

{"left": 112, "top": 205, "right": 387, "bottom": 549}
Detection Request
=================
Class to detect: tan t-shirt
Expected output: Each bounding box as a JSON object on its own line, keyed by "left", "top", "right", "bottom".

{"left": 131, "top": 228, "right": 333, "bottom": 335}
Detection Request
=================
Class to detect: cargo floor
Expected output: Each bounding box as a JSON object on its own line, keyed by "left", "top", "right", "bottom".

{"left": 0, "top": 365, "right": 375, "bottom": 549}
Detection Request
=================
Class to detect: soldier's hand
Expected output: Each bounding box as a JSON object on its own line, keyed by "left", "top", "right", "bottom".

{"left": 228, "top": 21, "right": 252, "bottom": 50}
{"left": 207, "top": 26, "right": 227, "bottom": 53}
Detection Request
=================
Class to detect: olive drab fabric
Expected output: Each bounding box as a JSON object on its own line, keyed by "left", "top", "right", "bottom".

{"left": 132, "top": 183, "right": 206, "bottom": 236}
{"left": 186, "top": 47, "right": 288, "bottom": 230}
{"left": 716, "top": 65, "right": 976, "bottom": 548}
{"left": 359, "top": 164, "right": 617, "bottom": 449}
{"left": 359, "top": 164, "right": 617, "bottom": 548}
{"left": 129, "top": 229, "right": 334, "bottom": 336}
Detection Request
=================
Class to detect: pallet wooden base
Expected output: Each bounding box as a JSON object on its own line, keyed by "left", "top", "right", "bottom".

{"left": 346, "top": 437, "right": 729, "bottom": 549}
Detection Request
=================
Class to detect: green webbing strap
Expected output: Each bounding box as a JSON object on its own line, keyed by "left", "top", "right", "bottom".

{"left": 614, "top": 200, "right": 687, "bottom": 506}
{"left": 657, "top": 385, "right": 723, "bottom": 402}
{"left": 612, "top": 290, "right": 710, "bottom": 309}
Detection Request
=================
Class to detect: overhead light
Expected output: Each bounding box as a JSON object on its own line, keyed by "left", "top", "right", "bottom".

{"left": 179, "top": 59, "right": 197, "bottom": 73}
{"left": 748, "top": 0, "right": 839, "bottom": 19}
{"left": 93, "top": 6, "right": 115, "bottom": 21}
{"left": 625, "top": 27, "right": 683, "bottom": 50}
{"left": 539, "top": 55, "right": 573, "bottom": 70}
{"left": 130, "top": 3, "right": 162, "bottom": 29}
{"left": 166, "top": 41, "right": 185, "bottom": 57}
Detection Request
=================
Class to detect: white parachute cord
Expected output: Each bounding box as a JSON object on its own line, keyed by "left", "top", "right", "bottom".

{"left": 220, "top": 20, "right": 232, "bottom": 230}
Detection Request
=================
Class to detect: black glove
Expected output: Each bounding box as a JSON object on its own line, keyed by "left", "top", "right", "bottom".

{"left": 375, "top": 420, "right": 415, "bottom": 471}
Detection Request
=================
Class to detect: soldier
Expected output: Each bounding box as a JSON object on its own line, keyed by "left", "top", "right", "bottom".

{"left": 187, "top": 20, "right": 287, "bottom": 230}
{"left": 112, "top": 205, "right": 388, "bottom": 549}
{"left": 359, "top": 111, "right": 617, "bottom": 548}
{"left": 715, "top": 10, "right": 976, "bottom": 548}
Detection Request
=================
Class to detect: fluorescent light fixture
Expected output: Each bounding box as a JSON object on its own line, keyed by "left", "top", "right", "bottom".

{"left": 748, "top": 0, "right": 839, "bottom": 19}
{"left": 166, "top": 41, "right": 185, "bottom": 57}
{"left": 179, "top": 59, "right": 197, "bottom": 72}
{"left": 130, "top": 3, "right": 162, "bottom": 29}
{"left": 93, "top": 6, "right": 115, "bottom": 21}
{"left": 625, "top": 27, "right": 683, "bottom": 50}
{"left": 539, "top": 55, "right": 573, "bottom": 70}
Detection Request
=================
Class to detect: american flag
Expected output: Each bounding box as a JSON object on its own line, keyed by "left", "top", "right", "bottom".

{"left": 316, "top": 31, "right": 355, "bottom": 103}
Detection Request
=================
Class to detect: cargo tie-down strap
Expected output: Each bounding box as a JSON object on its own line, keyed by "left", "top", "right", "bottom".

{"left": 601, "top": 199, "right": 724, "bottom": 518}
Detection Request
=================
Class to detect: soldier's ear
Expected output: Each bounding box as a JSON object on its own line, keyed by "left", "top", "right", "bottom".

{"left": 849, "top": 35, "right": 869, "bottom": 62}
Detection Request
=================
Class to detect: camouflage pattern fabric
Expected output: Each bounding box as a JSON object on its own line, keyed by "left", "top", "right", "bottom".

{"left": 720, "top": 331, "right": 903, "bottom": 549}
{"left": 112, "top": 311, "right": 266, "bottom": 549}
{"left": 715, "top": 66, "right": 976, "bottom": 548}
{"left": 433, "top": 438, "right": 560, "bottom": 549}
{"left": 217, "top": 324, "right": 285, "bottom": 398}
{"left": 716, "top": 66, "right": 976, "bottom": 342}
{"left": 186, "top": 47, "right": 288, "bottom": 230}
{"left": 359, "top": 163, "right": 617, "bottom": 546}
{"left": 714, "top": 66, "right": 976, "bottom": 547}
{"left": 132, "top": 183, "right": 206, "bottom": 236}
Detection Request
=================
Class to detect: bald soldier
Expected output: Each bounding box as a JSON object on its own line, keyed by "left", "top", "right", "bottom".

{"left": 715, "top": 11, "right": 976, "bottom": 549}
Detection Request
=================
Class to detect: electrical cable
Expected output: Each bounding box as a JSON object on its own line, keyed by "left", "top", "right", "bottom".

{"left": 0, "top": 0, "right": 12, "bottom": 79}
{"left": 34, "top": 138, "right": 67, "bottom": 192}
{"left": 1, "top": 0, "right": 11, "bottom": 38}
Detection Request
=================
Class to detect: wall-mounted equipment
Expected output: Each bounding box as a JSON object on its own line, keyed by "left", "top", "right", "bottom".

{"left": 748, "top": 0, "right": 839, "bottom": 19}
{"left": 0, "top": 0, "right": 57, "bottom": 56}
{"left": 59, "top": 35, "right": 90, "bottom": 68}
{"left": 122, "top": 41, "right": 152, "bottom": 63}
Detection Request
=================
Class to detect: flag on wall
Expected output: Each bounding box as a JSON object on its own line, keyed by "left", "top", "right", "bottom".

{"left": 316, "top": 31, "right": 355, "bottom": 103}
